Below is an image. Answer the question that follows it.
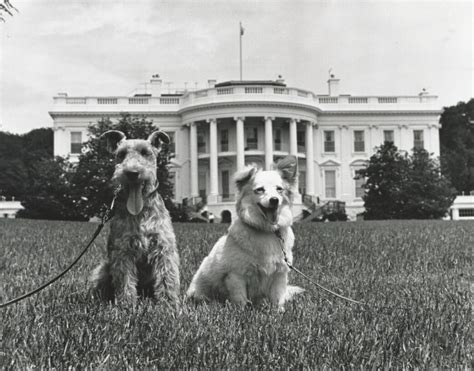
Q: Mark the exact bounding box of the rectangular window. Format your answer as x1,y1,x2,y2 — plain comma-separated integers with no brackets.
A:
459,208,474,217
274,129,282,151
298,171,306,195
221,170,230,200
414,130,424,149
165,131,176,154
220,129,229,152
354,130,365,152
297,131,305,152
197,132,206,153
245,127,258,150
325,170,336,198
355,176,365,198
324,131,335,152
70,132,82,154
198,171,206,198
383,130,394,144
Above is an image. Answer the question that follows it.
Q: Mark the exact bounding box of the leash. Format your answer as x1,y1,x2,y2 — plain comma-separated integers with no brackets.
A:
274,229,368,307
0,188,120,309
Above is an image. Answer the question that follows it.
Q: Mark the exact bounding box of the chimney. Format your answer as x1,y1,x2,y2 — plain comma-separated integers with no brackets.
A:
418,88,429,102
150,74,162,96
208,79,217,88
327,74,340,96
276,75,285,84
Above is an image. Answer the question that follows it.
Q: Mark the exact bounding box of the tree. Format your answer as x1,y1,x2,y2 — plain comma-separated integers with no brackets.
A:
357,142,411,220
70,113,179,220
358,142,456,220
17,157,85,220
0,0,18,22
403,148,457,219
0,128,54,200
439,99,474,195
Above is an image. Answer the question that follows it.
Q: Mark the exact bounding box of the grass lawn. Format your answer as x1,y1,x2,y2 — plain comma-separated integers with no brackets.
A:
0,219,472,368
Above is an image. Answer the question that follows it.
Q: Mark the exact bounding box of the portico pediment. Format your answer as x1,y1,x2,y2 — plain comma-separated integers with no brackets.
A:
319,159,341,167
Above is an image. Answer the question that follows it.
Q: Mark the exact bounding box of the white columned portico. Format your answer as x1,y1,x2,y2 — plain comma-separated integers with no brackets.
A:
305,120,315,196
208,118,218,203
264,116,274,170
189,122,199,198
289,118,298,156
235,116,245,170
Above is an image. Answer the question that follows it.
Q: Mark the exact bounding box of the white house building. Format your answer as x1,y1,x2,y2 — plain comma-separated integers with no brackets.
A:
49,75,441,220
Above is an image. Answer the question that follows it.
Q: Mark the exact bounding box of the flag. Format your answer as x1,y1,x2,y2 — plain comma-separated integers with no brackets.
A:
240,23,245,36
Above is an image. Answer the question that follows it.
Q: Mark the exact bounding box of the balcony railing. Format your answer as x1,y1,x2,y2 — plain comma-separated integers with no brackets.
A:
160,97,180,104
129,97,149,104
217,87,234,95
53,84,439,114
66,98,86,104
274,87,289,94
319,97,338,104
245,87,263,94
378,97,398,104
349,97,368,104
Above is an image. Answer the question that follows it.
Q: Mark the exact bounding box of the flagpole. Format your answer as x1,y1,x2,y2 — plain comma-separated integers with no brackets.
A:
239,22,243,81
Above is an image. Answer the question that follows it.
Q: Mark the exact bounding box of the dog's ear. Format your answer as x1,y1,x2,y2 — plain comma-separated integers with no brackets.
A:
275,155,298,185
101,130,126,153
148,130,170,153
234,165,257,191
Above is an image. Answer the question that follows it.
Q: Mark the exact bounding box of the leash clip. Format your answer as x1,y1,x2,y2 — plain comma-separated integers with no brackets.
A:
101,186,121,224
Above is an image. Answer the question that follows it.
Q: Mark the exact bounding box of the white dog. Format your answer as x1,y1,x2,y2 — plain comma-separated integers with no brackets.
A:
186,155,304,310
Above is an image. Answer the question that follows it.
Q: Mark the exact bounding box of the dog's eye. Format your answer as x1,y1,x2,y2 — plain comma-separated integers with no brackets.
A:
116,150,127,162
276,186,284,193
141,148,151,157
254,187,265,194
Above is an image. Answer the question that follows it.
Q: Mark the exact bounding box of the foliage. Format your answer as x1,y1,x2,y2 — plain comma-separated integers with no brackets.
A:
16,157,85,221
439,99,474,195
357,142,411,219
0,128,54,200
403,148,457,219
70,113,181,220
358,142,456,220
0,220,471,368
0,0,17,22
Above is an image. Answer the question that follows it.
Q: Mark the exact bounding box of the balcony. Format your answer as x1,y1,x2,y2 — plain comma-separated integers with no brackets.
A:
51,83,440,118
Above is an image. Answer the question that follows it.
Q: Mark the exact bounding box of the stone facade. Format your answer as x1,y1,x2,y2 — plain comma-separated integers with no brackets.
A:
49,76,441,221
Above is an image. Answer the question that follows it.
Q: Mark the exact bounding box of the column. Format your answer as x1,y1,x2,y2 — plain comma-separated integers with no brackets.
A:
264,116,274,170
289,118,298,156
235,117,245,170
189,122,199,198
305,121,315,196
368,124,378,156
289,118,301,202
208,118,218,203
398,124,409,152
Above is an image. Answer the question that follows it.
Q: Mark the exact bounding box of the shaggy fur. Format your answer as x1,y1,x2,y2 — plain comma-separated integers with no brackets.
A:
90,130,180,306
187,155,304,310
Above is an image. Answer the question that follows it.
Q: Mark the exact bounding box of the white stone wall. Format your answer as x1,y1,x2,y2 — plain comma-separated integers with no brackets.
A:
49,84,441,220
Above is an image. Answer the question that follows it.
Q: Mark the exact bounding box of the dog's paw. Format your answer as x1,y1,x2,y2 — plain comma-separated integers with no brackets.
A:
285,285,305,301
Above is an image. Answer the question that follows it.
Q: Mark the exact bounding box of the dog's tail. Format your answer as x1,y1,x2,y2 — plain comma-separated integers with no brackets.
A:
285,285,305,301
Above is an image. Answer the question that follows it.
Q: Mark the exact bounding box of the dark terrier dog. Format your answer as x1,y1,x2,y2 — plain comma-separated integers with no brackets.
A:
90,130,180,305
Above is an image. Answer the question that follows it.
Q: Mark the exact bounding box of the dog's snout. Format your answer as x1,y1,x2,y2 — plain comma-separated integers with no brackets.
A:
125,170,140,181
269,197,279,207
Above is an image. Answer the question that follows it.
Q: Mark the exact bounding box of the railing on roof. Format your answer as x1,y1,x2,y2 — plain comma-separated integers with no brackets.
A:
53,85,438,112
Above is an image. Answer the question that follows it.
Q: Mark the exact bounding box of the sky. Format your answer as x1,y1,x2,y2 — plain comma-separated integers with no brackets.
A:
0,0,472,134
